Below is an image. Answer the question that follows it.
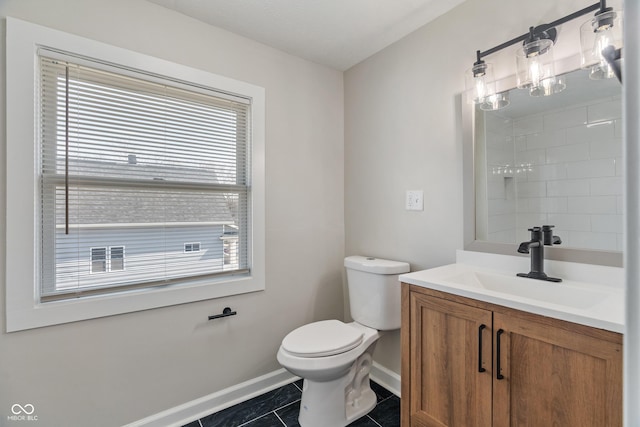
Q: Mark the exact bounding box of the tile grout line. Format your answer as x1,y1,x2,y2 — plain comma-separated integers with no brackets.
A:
272,398,300,427
368,415,383,427
273,411,288,426
234,397,302,427
236,412,274,427
277,399,301,412
378,394,394,404
368,393,400,427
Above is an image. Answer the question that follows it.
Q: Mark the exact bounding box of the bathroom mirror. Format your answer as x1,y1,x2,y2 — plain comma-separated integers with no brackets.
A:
463,56,623,266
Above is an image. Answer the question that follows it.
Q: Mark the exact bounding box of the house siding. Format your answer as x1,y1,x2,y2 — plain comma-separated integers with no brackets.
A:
53,224,234,290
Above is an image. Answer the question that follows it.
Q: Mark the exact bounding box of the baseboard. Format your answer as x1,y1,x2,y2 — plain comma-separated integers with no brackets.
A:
123,368,299,427
125,362,401,427
370,362,401,398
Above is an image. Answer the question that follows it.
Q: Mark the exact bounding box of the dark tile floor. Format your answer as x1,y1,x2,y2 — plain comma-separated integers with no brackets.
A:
183,379,400,427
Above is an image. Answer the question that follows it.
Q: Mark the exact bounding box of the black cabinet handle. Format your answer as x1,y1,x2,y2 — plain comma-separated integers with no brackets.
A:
496,328,505,380
478,324,487,373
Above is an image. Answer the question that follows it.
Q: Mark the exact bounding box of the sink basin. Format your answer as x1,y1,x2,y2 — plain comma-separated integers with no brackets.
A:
443,270,610,309
399,256,624,333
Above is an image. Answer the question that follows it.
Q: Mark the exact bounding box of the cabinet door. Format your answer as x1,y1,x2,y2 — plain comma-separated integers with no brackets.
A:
407,292,493,427
493,312,622,427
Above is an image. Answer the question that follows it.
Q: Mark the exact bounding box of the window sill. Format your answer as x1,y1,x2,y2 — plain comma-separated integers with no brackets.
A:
6,274,264,332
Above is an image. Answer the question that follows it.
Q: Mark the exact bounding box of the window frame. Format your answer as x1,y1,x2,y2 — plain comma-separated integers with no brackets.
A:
39,53,251,299
5,18,265,332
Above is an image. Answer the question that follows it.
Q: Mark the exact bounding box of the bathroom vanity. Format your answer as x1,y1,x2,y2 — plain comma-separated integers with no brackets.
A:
399,251,623,427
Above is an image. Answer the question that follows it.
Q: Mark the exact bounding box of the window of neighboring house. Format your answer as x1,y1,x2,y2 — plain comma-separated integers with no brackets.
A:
90,247,107,273
90,246,125,273
184,243,201,253
110,246,125,271
5,18,265,331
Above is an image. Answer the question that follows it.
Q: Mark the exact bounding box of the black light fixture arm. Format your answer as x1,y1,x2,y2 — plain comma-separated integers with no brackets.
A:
602,45,622,82
474,1,607,62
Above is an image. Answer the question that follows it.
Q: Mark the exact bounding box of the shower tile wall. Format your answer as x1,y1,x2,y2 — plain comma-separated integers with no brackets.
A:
485,96,623,251
485,112,518,244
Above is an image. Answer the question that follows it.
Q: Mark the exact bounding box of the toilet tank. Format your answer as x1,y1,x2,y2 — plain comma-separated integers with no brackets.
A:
344,256,410,331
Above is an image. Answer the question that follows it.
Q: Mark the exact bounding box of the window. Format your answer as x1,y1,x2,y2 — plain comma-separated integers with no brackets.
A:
6,18,265,331
110,246,125,271
39,52,253,301
90,248,107,273
184,243,201,253
90,247,126,273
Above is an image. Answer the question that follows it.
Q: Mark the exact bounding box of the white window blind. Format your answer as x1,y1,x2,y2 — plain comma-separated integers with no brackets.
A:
39,50,251,301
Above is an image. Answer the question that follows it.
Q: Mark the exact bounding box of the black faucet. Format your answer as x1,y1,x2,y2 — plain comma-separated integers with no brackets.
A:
517,225,562,282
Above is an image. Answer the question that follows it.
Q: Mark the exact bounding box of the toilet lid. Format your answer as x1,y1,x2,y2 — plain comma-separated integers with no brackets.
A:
282,320,364,357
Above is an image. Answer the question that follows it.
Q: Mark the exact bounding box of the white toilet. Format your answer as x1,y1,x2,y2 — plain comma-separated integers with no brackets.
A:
277,255,410,427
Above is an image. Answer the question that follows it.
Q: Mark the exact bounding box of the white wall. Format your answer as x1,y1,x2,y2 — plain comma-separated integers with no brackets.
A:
344,0,596,374
0,1,344,425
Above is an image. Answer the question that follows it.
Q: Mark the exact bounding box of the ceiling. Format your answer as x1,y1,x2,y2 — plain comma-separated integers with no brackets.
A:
147,0,466,71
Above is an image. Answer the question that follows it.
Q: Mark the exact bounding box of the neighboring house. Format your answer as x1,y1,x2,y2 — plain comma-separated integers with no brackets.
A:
49,159,240,291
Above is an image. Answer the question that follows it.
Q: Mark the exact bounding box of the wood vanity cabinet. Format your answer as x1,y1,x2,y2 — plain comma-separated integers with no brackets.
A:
400,283,622,427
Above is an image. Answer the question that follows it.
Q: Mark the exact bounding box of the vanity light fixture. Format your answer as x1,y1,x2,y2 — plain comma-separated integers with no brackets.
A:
466,0,623,111
465,51,510,110
515,27,566,97
580,2,623,81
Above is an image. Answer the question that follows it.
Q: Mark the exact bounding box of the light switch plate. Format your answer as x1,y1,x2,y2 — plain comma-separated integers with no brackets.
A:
406,190,424,211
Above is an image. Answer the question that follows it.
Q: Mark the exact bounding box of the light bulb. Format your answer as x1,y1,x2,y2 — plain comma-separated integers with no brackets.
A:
475,76,488,101
516,39,556,92
465,62,496,105
529,58,542,88
590,30,615,79
580,10,623,80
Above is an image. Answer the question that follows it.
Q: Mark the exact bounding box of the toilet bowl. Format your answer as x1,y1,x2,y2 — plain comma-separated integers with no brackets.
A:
277,321,380,427
277,256,409,427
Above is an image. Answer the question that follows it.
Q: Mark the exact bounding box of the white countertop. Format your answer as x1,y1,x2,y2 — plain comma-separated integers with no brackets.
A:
399,250,624,333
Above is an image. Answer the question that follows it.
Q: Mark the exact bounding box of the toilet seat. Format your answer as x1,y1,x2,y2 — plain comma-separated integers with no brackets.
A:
281,320,364,357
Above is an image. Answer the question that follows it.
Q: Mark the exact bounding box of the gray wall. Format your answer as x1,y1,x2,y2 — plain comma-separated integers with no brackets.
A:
2,0,625,424
0,1,344,425
344,0,594,374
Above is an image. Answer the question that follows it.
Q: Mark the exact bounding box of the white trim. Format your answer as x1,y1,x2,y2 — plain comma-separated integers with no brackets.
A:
123,369,298,427
370,362,401,398
5,17,266,332
624,1,640,423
